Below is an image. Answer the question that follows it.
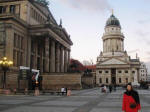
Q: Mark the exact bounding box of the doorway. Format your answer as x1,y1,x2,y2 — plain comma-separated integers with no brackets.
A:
111,68,116,84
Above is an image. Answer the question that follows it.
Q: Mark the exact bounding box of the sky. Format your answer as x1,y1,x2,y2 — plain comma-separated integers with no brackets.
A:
48,0,150,69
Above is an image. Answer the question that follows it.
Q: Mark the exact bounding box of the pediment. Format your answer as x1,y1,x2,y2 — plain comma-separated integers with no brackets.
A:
100,58,127,65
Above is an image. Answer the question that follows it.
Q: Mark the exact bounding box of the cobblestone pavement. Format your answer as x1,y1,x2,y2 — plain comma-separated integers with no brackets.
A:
0,88,150,112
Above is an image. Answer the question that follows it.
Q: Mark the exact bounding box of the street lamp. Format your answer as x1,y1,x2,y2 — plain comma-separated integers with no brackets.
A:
0,57,13,89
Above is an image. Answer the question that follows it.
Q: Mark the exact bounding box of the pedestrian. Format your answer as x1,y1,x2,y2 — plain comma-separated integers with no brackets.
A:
109,85,112,93
61,87,65,95
122,83,141,112
103,85,107,93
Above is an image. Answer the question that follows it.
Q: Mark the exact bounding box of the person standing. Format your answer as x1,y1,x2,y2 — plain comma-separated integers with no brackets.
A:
122,83,141,112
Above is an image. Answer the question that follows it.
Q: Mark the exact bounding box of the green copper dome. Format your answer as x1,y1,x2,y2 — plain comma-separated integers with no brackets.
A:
106,14,121,28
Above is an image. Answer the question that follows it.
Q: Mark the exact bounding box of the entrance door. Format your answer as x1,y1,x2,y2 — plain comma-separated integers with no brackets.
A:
111,68,116,84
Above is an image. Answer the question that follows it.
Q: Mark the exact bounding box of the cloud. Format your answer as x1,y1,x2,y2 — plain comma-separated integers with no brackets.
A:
135,30,150,45
56,0,111,13
138,18,150,24
128,49,140,54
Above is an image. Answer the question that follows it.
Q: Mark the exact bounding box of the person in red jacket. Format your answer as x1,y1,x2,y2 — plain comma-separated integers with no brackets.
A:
122,83,141,112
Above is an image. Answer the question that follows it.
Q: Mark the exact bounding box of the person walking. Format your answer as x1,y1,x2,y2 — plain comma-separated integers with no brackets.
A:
109,84,112,93
122,83,141,112
103,85,107,93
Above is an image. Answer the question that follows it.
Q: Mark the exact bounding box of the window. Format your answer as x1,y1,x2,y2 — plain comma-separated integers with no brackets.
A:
0,6,6,14
132,71,135,73
99,78,102,83
118,71,122,73
10,5,16,14
106,78,108,83
126,78,128,83
99,71,102,73
105,71,109,73
125,70,128,73
119,78,121,83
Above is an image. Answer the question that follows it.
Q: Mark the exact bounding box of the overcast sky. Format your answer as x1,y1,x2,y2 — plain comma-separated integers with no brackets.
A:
49,0,150,67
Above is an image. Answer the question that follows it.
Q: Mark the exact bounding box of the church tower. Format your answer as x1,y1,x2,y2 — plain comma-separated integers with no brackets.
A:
102,14,125,56
96,13,141,86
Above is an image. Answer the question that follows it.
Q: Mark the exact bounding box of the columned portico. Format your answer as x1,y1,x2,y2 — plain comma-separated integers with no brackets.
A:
0,0,73,90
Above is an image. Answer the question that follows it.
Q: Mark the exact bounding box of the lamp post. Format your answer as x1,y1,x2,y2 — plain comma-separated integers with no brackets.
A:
0,57,13,89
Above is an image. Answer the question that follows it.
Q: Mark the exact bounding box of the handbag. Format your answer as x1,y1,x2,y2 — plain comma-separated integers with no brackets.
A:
130,102,137,109
127,97,137,109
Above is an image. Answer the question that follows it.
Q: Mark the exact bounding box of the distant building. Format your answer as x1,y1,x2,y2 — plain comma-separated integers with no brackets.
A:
139,62,148,82
96,13,141,86
147,74,150,82
85,65,96,72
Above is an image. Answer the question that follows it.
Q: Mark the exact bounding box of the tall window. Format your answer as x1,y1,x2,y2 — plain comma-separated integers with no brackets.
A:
13,33,24,67
99,78,102,83
106,78,108,83
126,78,128,83
10,5,16,14
119,78,122,83
0,6,6,14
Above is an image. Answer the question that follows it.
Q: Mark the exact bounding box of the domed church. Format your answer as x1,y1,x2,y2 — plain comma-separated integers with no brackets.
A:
96,13,141,86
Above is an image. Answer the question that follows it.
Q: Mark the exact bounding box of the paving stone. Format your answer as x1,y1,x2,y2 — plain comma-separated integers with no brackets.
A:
0,100,32,105
32,101,87,107
1,106,76,112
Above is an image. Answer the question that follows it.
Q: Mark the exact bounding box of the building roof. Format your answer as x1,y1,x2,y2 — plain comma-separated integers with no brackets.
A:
106,14,121,28
130,59,140,62
85,65,96,70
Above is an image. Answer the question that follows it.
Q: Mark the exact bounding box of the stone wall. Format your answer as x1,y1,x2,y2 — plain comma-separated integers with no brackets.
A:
42,73,82,90
82,77,94,85
0,68,18,89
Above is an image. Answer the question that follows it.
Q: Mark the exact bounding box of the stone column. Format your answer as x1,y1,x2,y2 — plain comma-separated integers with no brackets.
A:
44,37,50,72
39,43,43,72
49,39,51,72
67,50,70,70
50,40,55,72
64,48,68,72
55,43,60,72
60,46,64,73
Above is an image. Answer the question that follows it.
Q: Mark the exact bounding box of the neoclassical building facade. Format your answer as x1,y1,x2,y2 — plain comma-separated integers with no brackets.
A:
96,14,141,86
0,0,73,89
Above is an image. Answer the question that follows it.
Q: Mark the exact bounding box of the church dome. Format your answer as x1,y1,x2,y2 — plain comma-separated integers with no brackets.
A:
106,14,121,28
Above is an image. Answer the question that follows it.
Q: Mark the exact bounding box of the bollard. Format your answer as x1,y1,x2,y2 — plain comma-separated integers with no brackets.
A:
5,89,10,95
13,88,17,95
24,88,28,95
67,90,71,96
34,87,39,96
